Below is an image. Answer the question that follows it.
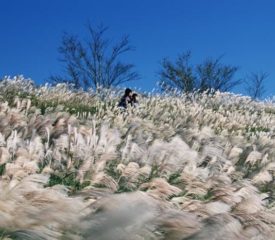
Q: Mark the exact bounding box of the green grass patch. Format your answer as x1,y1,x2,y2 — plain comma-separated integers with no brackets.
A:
47,172,90,193
0,163,6,176
188,190,213,201
116,179,133,193
105,160,121,181
168,171,182,185
245,126,270,133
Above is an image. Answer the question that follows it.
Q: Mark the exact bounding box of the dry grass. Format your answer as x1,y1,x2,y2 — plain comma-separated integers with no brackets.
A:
0,76,275,239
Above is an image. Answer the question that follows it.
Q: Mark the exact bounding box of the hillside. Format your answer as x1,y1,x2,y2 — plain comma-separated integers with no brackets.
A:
1,76,275,239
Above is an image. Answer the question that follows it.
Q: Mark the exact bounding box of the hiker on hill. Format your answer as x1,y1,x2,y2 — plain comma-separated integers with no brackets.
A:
131,93,139,107
118,88,133,109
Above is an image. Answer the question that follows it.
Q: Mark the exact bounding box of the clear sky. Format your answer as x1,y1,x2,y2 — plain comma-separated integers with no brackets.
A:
0,0,274,96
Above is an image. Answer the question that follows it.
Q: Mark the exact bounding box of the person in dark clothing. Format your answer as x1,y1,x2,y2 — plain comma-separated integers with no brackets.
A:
118,88,133,109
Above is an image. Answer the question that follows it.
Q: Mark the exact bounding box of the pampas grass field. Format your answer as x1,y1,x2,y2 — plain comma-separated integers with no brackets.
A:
1,76,275,239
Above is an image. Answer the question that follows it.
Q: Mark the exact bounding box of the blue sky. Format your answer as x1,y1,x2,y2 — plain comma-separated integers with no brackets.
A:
0,0,274,96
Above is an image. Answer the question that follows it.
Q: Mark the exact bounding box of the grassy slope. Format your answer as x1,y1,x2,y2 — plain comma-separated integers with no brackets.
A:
1,76,275,239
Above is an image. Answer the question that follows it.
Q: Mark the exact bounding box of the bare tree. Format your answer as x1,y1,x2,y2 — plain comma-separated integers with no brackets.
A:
159,52,240,93
50,24,139,90
196,57,240,92
245,72,268,100
159,51,195,93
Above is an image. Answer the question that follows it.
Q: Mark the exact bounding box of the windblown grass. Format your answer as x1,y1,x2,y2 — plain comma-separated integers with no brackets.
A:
1,76,275,239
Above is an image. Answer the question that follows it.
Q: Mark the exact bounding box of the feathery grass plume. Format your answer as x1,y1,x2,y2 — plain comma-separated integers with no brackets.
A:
74,124,121,182
0,146,10,165
146,136,198,176
139,164,152,179
140,178,182,200
245,149,262,166
204,201,231,216
119,161,141,189
154,209,200,239
252,170,273,184
210,184,240,205
182,162,210,182
0,174,89,239
233,182,266,215
183,179,210,197
228,146,243,164
92,172,118,191
184,214,243,240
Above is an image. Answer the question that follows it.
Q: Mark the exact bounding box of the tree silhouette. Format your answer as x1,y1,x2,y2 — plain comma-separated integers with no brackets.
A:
50,24,139,90
245,72,268,100
159,52,240,93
